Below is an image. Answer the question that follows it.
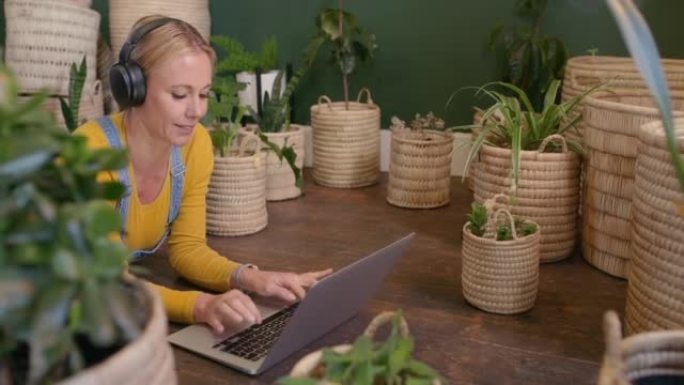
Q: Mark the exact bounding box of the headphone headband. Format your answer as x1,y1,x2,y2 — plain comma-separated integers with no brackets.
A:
118,17,176,65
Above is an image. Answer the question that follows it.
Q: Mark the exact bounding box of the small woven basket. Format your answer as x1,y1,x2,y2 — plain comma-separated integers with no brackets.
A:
474,135,580,262
461,197,541,315
624,118,684,335
206,133,268,237
108,0,210,57
4,0,100,96
262,126,305,201
310,88,380,188
387,129,454,209
597,311,684,385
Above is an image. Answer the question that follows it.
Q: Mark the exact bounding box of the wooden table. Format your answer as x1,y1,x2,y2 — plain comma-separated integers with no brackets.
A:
140,172,627,385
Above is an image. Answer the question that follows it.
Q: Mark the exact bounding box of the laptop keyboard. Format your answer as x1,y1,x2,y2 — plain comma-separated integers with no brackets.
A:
212,304,298,361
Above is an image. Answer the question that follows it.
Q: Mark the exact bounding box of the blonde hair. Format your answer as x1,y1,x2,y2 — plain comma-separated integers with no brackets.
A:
128,15,216,77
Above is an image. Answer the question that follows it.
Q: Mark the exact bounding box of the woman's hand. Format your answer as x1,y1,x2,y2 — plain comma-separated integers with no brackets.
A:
193,289,262,334
240,268,333,303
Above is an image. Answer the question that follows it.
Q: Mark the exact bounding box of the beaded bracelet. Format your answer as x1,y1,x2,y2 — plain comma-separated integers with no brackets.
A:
232,263,258,290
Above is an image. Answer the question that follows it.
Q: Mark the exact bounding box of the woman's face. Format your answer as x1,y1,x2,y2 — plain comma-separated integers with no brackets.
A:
138,49,212,146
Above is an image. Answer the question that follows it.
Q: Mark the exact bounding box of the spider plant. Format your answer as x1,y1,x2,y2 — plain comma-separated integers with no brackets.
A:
606,0,684,195
462,79,596,194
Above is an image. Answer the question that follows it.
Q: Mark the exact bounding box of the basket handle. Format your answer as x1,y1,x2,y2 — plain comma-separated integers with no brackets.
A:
597,311,629,385
363,311,410,340
238,132,261,156
569,68,603,90
356,87,374,104
484,208,518,240
538,134,568,153
318,95,333,109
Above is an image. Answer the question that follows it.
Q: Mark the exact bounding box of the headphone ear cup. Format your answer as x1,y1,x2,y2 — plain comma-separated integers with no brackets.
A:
126,62,147,107
110,62,134,109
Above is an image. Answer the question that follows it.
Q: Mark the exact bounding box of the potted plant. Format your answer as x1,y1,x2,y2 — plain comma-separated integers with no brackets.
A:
0,67,176,384
277,311,443,385
604,0,684,334
203,75,269,236
461,196,540,314
212,35,282,116
246,69,306,201
488,0,568,112
386,112,454,209
464,79,595,262
309,2,381,188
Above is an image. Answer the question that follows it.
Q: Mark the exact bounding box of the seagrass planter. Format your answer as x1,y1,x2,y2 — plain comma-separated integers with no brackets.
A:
473,135,580,262
206,135,268,237
462,207,540,315
624,118,684,335
387,129,454,209
4,0,100,96
467,109,484,191
310,88,380,188
597,311,684,385
58,282,177,385
562,55,684,144
108,0,210,56
263,126,305,201
581,91,684,279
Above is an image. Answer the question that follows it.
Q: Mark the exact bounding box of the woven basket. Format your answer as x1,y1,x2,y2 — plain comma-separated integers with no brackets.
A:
473,135,580,262
562,55,684,144
263,126,305,201
60,281,177,385
4,0,100,96
467,109,485,191
310,88,380,188
206,134,268,237
581,91,684,279
19,82,104,130
624,118,684,335
462,205,540,315
108,0,210,57
386,129,454,209
289,311,442,385
597,311,684,385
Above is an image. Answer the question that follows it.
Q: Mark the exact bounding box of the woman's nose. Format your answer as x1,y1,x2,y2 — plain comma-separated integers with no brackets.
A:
186,95,201,119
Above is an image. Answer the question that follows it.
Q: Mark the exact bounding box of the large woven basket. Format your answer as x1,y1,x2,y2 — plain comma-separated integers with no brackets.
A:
387,129,454,209
467,109,485,191
462,205,541,315
206,134,268,237
60,282,177,385
108,0,210,56
310,88,380,188
581,91,684,279
4,0,100,96
263,126,305,201
19,82,104,130
624,118,684,335
562,55,684,144
597,311,684,385
288,311,442,385
474,135,580,262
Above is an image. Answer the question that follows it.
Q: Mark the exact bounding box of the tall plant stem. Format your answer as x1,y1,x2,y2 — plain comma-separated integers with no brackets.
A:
338,0,350,109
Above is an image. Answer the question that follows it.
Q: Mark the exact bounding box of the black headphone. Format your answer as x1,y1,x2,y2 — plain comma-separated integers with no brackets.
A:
110,17,176,108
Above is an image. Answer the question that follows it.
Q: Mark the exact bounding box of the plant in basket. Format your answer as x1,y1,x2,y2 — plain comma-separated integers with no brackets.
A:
386,112,454,209
462,196,541,314
0,67,164,384
314,0,378,109
277,311,443,385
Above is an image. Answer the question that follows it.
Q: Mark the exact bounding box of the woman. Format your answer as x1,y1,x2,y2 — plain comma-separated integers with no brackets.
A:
75,15,331,334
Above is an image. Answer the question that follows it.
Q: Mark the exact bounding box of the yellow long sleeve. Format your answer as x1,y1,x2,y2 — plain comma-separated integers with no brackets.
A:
74,113,241,324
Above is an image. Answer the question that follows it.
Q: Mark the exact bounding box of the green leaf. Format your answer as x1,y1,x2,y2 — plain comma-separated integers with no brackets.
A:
52,249,80,281
106,282,142,341
80,278,116,345
82,200,121,241
276,378,318,385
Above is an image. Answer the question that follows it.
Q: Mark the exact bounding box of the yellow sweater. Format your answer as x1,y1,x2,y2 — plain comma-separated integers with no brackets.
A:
74,112,241,323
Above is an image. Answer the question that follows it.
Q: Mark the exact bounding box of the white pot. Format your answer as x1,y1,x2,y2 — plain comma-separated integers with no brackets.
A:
236,70,286,115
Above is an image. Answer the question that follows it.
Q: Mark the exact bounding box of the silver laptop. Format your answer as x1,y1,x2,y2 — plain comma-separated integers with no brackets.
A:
167,233,415,375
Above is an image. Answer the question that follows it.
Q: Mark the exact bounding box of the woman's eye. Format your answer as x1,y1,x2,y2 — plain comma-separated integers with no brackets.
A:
200,93,210,99
171,93,187,99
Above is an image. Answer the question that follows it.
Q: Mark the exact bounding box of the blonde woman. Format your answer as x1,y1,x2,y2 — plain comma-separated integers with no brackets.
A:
75,16,331,334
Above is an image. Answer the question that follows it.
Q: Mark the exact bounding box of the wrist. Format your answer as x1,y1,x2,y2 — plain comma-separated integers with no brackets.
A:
231,263,258,291
193,292,212,323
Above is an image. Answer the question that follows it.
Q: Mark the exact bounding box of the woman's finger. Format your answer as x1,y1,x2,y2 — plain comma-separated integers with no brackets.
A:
300,268,334,287
216,301,244,325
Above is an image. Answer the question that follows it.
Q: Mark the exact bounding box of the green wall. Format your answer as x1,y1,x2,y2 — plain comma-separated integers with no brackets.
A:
3,0,684,126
